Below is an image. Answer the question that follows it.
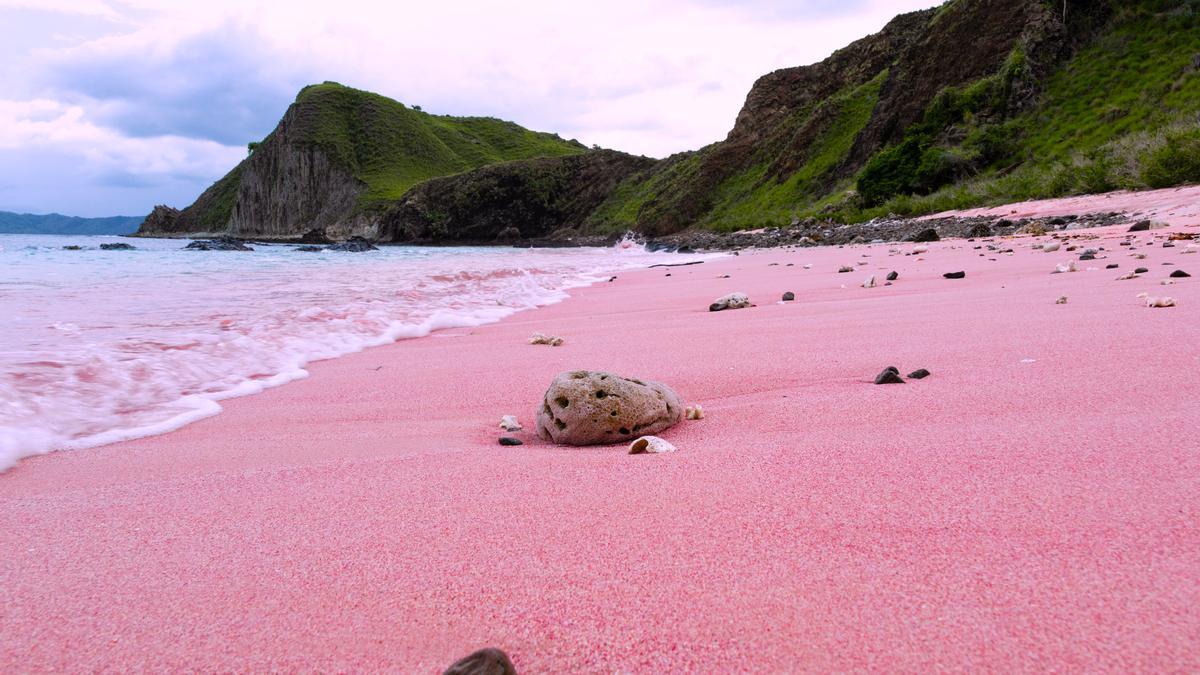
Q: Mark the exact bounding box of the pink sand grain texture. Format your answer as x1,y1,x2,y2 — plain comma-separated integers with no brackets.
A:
3,190,1200,672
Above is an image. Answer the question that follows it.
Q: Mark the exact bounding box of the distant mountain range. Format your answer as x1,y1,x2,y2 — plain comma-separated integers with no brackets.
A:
0,211,143,235
139,0,1200,243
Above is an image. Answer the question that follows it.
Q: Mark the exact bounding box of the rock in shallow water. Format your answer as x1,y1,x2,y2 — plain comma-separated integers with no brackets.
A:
99,242,136,250
536,371,682,445
184,237,253,251
443,648,517,675
327,236,378,252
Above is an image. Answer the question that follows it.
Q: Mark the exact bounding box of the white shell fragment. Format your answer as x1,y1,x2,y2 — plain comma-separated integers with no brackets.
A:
1055,261,1077,274
1043,242,1062,252
1137,293,1176,308
628,436,677,455
529,332,564,346
1116,272,1139,280
685,405,704,420
913,245,929,254
862,275,877,288
499,415,523,432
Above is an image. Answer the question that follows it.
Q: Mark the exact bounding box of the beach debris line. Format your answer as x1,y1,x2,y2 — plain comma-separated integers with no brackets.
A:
528,332,564,346
709,292,752,312
499,415,522,432
685,404,704,420
628,436,677,455
537,370,682,445
442,647,517,675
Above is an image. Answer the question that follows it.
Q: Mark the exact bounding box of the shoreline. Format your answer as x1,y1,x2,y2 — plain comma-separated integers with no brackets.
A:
3,189,1199,671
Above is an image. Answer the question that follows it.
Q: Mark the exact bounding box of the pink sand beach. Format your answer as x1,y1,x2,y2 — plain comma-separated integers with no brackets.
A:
3,190,1199,672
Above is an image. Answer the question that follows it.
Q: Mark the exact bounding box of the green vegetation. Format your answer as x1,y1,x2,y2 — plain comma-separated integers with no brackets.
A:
844,2,1200,219
192,163,245,231
282,82,585,213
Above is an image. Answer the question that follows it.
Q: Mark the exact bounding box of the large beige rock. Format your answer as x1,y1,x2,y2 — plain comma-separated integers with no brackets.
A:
536,371,683,446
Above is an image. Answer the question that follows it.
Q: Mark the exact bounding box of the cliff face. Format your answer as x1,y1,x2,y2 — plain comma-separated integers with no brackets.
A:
378,151,656,243
136,82,586,239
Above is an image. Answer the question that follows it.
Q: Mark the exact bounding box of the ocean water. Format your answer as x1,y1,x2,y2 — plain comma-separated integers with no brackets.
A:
0,233,701,471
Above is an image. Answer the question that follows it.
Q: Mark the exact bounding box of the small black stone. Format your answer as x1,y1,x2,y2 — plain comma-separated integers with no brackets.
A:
1170,270,1191,278
908,228,940,243
875,368,905,385
1135,267,1149,274
1079,254,1095,261
1163,242,1175,248
499,437,523,446
943,271,966,279
1106,264,1119,269
907,369,931,380
782,291,795,301
886,271,899,281
709,303,724,312
1128,220,1151,232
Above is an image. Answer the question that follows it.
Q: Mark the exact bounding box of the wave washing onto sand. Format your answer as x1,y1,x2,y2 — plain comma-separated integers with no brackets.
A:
0,234,702,471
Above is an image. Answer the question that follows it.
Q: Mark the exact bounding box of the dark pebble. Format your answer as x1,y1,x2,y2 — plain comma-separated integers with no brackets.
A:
499,437,523,446
1135,267,1149,274
443,648,517,675
1163,242,1175,248
782,291,795,301
886,271,899,281
1106,264,1119,269
874,368,905,385
1170,270,1191,278
1128,220,1151,232
943,271,966,279
907,369,931,380
1079,254,1095,261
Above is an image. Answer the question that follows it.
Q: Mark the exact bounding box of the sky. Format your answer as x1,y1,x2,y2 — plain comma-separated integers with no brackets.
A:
0,0,941,217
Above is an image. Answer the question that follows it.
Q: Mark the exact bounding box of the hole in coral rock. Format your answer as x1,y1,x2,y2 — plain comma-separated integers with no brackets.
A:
554,419,567,431
555,396,570,409
595,390,608,399
619,427,630,435
630,438,648,453
610,410,618,417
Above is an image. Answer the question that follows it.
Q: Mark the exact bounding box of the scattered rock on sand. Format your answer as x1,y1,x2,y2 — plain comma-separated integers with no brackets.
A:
529,332,564,346
498,437,523,446
1116,272,1139,280
1056,296,1068,304
709,292,751,312
862,275,876,288
1128,220,1151,232
838,266,854,273
908,228,940,243
943,271,966,279
886,271,899,281
499,415,522,432
443,648,517,675
875,367,905,385
685,405,704,420
628,436,677,455
1138,293,1176,308
1043,242,1061,253
1054,261,1077,274
913,245,930,254
537,371,683,445
1170,270,1191,278
781,291,795,302
907,368,931,380
1135,267,1149,274
1106,264,1119,269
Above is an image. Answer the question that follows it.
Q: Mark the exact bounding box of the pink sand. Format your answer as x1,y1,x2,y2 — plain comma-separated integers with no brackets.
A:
3,198,1200,671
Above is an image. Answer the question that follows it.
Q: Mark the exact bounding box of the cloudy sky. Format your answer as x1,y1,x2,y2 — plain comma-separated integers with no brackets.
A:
0,0,940,217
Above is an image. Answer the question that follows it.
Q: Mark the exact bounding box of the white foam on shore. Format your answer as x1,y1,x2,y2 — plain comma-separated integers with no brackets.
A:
0,235,709,472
